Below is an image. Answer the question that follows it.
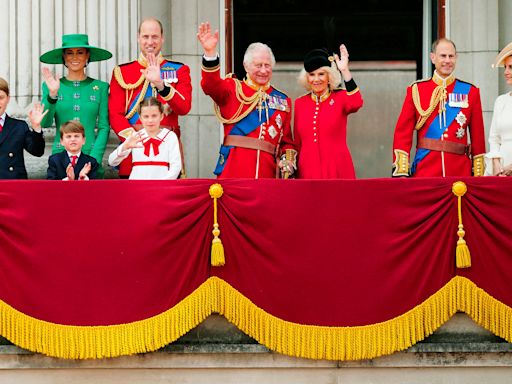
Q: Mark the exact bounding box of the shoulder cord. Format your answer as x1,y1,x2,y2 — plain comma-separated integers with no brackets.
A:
412,83,447,130
213,77,268,125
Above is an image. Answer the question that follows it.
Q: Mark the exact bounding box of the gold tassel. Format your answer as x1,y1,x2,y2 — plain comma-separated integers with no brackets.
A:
209,183,225,266
452,181,471,268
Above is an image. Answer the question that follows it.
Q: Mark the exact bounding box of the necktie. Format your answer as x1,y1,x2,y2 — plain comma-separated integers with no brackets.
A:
70,155,78,167
0,122,3,132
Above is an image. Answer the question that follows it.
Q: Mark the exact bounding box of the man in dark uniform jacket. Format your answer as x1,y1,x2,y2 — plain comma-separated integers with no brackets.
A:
0,77,45,179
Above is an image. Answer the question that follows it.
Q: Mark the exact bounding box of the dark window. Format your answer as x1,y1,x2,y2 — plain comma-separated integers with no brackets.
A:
233,0,424,78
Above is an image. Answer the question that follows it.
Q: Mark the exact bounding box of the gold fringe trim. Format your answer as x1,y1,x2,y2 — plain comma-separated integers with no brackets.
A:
212,276,458,360
0,280,216,359
2,276,512,360
213,276,512,360
457,276,512,342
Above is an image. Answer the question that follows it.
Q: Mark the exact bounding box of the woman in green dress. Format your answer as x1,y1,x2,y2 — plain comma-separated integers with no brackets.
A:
40,34,112,177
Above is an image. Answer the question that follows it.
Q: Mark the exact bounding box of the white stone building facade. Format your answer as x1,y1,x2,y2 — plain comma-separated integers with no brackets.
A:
2,0,512,178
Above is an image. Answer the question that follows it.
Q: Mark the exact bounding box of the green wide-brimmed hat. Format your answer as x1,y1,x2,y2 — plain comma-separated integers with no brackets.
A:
40,34,112,64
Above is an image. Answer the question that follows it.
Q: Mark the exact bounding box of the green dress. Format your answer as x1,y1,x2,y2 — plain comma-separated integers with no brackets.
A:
42,77,110,178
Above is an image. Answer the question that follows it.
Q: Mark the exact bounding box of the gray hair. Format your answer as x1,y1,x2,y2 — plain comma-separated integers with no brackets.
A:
243,42,276,67
431,38,457,53
297,65,342,92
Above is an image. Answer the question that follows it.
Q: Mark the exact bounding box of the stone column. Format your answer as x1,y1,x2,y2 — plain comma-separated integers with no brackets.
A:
447,0,499,136
1,0,140,114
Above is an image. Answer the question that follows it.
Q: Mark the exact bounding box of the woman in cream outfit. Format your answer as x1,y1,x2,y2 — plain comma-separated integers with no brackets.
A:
486,42,512,176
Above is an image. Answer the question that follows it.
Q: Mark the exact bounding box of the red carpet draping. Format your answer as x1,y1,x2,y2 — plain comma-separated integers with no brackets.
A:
0,177,511,359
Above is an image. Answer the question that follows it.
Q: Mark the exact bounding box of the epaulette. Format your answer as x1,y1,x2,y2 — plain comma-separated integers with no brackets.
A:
409,78,430,87
118,60,136,67
165,60,185,66
456,78,476,87
271,85,288,98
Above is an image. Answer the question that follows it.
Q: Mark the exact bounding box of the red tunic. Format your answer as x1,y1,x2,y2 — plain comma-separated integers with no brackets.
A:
201,63,293,179
393,76,486,177
108,56,192,177
294,88,363,179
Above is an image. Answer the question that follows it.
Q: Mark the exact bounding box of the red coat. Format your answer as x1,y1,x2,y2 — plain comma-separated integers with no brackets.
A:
109,56,192,176
201,61,293,179
294,87,363,179
393,76,485,177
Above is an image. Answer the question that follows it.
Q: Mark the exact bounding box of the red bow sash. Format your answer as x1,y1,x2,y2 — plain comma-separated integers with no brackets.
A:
143,138,162,157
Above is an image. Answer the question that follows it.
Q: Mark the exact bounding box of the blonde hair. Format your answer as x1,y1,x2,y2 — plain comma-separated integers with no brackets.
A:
297,64,342,92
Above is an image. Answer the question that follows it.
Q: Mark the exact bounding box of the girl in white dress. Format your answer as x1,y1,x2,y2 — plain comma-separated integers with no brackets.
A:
108,97,182,179
486,42,512,176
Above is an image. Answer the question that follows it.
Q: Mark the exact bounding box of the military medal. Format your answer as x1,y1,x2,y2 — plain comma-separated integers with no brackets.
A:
163,69,178,86
275,114,283,129
268,96,289,112
455,111,467,139
448,93,469,108
268,125,278,139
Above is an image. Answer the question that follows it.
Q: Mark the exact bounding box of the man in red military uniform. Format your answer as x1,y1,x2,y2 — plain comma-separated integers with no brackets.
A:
197,22,295,179
109,18,192,178
392,38,485,177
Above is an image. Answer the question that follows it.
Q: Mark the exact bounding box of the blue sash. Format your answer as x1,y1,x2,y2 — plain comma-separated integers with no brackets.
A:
127,63,183,125
411,80,470,174
214,88,287,176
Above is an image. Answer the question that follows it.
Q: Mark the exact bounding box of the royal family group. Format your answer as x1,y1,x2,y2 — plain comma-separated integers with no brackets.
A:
1,18,512,181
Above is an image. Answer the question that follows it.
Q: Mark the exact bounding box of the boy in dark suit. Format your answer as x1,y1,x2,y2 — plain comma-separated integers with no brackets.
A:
47,121,98,180
0,77,46,179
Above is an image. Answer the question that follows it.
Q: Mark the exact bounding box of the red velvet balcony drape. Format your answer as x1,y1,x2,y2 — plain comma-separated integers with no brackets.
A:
0,177,510,359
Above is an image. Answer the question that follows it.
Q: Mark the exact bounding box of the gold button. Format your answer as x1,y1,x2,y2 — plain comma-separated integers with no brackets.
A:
9,167,14,171
444,134,448,138
8,152,14,158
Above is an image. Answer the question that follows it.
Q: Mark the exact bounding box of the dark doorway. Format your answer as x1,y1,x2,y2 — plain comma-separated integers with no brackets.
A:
232,0,426,79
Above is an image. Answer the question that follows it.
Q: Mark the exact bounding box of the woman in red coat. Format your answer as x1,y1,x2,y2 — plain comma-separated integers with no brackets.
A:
294,45,363,179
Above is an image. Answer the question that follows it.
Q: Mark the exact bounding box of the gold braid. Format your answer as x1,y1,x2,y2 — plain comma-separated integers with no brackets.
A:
113,66,146,90
213,77,268,125
412,83,447,130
